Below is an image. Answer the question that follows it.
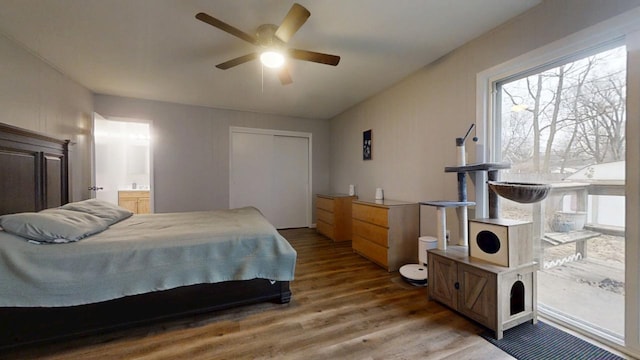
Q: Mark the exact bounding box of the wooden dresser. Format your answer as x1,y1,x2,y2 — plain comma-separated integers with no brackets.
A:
351,199,419,271
316,194,357,241
118,190,150,214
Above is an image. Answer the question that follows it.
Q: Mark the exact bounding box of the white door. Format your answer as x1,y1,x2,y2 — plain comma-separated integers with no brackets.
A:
230,128,310,229
93,115,152,210
230,131,274,218
272,135,309,228
93,114,120,204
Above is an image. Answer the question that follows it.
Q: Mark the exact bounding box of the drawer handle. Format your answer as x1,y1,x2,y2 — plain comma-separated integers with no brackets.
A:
454,282,460,290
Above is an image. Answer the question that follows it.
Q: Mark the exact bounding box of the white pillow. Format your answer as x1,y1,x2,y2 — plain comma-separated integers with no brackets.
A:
60,198,133,225
0,209,109,244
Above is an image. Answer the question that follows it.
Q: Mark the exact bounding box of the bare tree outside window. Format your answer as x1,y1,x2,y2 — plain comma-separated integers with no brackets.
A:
499,46,626,177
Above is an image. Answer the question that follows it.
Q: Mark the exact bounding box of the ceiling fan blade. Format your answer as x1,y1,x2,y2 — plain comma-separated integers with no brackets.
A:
196,12,258,45
274,3,310,43
216,53,259,70
278,66,293,85
288,49,340,66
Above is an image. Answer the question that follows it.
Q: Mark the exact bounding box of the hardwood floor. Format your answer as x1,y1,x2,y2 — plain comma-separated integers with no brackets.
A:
3,228,514,360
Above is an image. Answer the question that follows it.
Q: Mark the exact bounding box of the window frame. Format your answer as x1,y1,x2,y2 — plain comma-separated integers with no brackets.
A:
475,7,640,357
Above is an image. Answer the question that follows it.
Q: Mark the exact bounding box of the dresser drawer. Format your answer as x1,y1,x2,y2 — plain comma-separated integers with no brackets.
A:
316,220,334,239
353,235,388,268
316,194,356,242
316,196,335,212
352,203,388,227
316,208,334,225
352,219,388,247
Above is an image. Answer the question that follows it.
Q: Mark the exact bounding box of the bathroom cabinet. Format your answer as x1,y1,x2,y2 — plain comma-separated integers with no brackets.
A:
351,199,419,271
118,190,150,214
428,246,537,339
316,194,357,241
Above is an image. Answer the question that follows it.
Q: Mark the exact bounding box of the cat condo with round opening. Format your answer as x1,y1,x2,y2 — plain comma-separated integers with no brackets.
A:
424,127,550,339
468,181,549,267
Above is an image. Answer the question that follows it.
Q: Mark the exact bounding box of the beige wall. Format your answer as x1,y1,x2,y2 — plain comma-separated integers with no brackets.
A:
94,94,331,214
0,33,94,202
329,0,640,239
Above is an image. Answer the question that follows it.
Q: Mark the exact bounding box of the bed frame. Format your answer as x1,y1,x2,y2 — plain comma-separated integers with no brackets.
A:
0,122,292,349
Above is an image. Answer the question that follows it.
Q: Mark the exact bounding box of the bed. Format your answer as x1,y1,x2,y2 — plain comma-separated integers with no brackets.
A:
0,122,296,349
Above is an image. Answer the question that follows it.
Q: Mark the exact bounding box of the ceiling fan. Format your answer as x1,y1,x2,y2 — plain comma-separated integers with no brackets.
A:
196,3,340,85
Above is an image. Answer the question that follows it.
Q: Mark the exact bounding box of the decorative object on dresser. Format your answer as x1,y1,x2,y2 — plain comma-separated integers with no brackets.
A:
118,190,151,214
351,199,419,271
375,187,384,200
316,194,357,241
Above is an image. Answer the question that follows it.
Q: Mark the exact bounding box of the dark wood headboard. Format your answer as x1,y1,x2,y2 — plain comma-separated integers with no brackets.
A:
0,122,69,215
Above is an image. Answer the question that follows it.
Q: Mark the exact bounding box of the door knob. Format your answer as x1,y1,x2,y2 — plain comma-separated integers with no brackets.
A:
88,186,104,191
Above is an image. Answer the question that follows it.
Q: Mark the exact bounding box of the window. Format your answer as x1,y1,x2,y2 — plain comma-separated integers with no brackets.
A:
492,44,626,341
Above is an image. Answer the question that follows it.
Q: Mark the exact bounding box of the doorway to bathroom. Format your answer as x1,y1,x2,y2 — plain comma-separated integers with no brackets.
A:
93,114,153,214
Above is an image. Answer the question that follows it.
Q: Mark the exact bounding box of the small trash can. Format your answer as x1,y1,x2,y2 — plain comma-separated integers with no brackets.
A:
419,236,438,266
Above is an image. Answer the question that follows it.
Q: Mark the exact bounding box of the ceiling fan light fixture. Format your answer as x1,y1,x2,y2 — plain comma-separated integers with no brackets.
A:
260,51,285,69
196,3,340,85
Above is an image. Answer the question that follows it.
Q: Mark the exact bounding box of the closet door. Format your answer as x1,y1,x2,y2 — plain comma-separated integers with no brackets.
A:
230,131,274,220
272,135,309,228
230,129,310,229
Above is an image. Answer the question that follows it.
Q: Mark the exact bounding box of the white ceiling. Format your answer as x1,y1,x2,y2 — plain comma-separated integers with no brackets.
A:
0,0,541,119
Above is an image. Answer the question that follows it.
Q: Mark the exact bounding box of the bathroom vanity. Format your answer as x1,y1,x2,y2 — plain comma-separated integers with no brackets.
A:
118,190,150,214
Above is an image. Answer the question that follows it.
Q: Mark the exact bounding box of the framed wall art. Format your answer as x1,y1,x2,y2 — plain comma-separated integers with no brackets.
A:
363,129,372,160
